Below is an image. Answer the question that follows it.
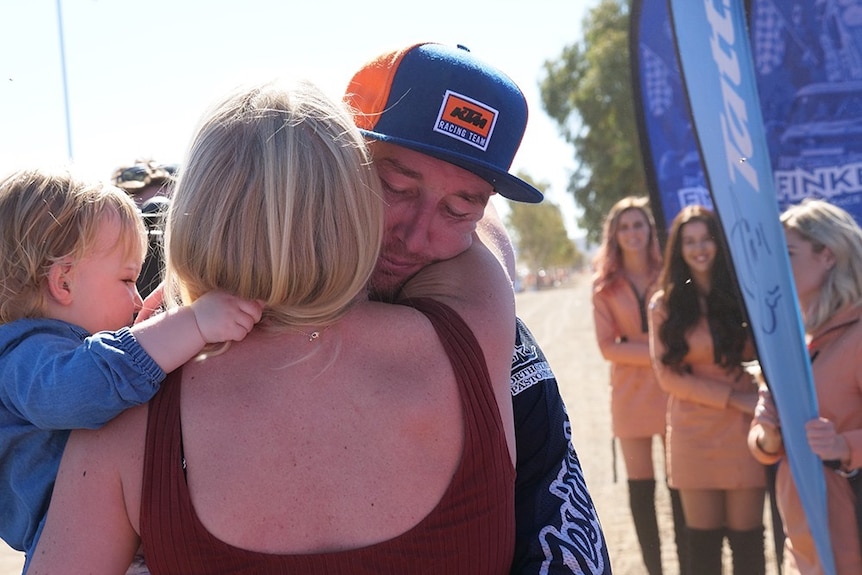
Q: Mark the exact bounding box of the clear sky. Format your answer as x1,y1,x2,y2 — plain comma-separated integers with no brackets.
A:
1,0,593,236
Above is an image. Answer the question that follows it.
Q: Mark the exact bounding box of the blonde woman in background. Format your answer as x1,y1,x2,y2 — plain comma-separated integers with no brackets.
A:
750,199,862,574
592,196,684,575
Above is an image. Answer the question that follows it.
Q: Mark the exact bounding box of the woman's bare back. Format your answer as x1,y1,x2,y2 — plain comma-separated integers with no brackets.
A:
149,302,465,554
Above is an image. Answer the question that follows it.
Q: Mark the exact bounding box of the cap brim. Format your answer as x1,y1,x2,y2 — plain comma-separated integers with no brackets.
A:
362,130,544,204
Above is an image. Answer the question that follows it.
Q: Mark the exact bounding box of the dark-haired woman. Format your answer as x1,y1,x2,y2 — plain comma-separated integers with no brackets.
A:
648,205,765,575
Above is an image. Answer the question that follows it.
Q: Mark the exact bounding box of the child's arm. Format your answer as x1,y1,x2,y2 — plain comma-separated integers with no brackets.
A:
131,291,263,374
3,293,262,430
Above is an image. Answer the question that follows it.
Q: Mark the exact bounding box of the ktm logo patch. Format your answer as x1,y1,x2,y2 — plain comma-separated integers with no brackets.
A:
433,90,498,151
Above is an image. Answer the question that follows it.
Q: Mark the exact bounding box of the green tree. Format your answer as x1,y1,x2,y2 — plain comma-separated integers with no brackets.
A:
539,0,647,244
504,174,582,277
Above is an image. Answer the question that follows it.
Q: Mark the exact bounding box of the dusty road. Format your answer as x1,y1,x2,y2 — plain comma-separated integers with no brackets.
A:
512,275,779,574
515,274,689,575
0,273,780,574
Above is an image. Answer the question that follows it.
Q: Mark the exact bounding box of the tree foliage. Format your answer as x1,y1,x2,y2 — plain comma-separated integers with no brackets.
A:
504,173,582,275
539,0,648,244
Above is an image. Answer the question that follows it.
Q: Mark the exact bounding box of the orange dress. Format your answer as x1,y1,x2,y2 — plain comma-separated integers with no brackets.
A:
751,304,862,575
593,277,667,439
649,291,765,490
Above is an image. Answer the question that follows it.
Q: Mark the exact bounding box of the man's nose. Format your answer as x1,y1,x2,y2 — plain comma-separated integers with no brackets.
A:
397,207,435,254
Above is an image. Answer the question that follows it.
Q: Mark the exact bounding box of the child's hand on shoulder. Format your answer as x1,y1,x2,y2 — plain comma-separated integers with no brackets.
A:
191,291,264,343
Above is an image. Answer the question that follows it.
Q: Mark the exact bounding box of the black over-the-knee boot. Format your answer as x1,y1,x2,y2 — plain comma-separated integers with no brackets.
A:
668,486,689,575
628,479,663,575
727,527,766,575
687,527,724,575
766,462,785,575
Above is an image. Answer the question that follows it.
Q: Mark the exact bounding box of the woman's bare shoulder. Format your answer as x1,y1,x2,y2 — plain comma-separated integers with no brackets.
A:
69,403,149,454
349,301,443,354
54,403,149,534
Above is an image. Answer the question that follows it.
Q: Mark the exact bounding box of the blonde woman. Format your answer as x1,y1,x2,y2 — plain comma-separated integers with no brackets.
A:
750,199,862,574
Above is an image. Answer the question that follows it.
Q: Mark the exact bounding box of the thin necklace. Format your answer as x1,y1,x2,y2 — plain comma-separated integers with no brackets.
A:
301,329,320,342
289,325,327,342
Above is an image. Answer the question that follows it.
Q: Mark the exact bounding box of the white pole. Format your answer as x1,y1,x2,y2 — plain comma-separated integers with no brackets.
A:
56,0,73,161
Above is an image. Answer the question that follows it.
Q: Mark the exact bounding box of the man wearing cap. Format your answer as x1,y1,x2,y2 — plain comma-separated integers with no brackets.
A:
111,159,177,208
111,159,177,299
345,43,612,575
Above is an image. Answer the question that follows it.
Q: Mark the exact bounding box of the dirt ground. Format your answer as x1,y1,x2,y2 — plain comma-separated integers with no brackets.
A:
0,273,782,574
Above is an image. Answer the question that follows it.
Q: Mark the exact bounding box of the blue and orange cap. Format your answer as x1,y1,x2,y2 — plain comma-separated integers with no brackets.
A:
345,42,543,204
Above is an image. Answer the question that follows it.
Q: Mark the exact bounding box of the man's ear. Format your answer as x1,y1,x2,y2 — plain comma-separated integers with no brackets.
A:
46,260,74,305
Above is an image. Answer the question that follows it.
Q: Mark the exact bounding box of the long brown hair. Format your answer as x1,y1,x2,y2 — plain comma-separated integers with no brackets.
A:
656,205,748,372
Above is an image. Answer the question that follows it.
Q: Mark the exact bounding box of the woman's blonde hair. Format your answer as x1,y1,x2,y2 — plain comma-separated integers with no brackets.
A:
0,167,146,323
164,79,384,329
781,198,862,333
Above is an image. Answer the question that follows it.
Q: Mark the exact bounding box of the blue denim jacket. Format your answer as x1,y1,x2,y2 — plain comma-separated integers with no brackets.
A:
0,317,164,560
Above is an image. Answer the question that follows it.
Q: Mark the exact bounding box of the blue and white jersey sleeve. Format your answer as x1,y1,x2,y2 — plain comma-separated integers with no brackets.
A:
510,318,612,575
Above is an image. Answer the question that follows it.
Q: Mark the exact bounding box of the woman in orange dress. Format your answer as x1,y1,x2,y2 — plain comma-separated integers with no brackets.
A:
649,205,765,575
749,199,862,574
592,197,683,575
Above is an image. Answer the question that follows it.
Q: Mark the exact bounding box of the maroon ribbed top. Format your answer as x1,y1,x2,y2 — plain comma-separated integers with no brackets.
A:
140,297,515,574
